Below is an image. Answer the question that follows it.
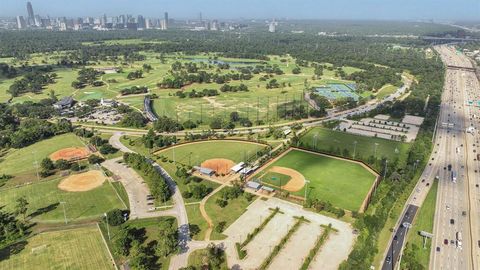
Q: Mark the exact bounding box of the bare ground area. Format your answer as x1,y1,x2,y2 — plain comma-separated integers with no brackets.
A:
201,158,235,175
268,166,305,192
57,170,106,192
50,147,90,161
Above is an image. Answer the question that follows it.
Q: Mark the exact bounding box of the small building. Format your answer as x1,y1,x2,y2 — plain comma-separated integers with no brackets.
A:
100,98,117,107
246,181,261,191
193,166,215,176
54,96,74,110
261,186,275,194
231,162,245,173
240,166,259,176
283,129,292,136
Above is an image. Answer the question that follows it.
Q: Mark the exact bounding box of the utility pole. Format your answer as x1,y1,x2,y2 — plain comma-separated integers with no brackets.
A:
304,180,310,201
353,141,358,159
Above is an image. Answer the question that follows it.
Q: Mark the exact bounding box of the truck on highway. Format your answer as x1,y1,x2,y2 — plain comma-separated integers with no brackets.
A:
451,171,457,182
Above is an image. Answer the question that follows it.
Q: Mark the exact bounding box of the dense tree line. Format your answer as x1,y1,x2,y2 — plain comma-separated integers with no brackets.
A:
141,129,176,149
120,86,148,96
175,88,219,99
8,71,57,97
123,152,171,202
346,66,402,92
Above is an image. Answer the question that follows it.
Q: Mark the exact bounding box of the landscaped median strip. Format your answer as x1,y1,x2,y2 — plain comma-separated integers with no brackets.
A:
258,216,309,270
300,223,336,270
235,207,282,259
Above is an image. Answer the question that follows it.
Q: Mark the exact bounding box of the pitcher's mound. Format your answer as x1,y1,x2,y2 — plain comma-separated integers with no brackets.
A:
50,147,90,162
201,158,235,175
58,170,106,192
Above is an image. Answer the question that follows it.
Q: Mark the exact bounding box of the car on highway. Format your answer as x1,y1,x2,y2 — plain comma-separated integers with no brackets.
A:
386,256,391,264
444,239,449,245
450,219,454,224
436,246,441,252
394,235,398,241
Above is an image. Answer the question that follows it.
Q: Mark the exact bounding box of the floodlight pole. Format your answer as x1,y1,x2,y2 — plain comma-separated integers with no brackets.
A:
104,212,111,240
353,141,358,159
60,201,67,224
374,143,379,158
304,180,310,201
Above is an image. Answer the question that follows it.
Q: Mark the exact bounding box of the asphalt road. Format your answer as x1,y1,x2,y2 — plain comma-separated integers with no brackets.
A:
382,204,418,270
380,45,479,270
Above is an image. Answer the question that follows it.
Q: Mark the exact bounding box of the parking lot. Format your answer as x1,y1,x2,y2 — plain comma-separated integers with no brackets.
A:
223,198,355,270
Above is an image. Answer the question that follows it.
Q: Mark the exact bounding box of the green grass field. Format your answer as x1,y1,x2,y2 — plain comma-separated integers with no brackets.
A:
185,204,209,241
300,127,411,162
0,133,86,185
259,149,377,211
0,226,114,270
156,140,268,166
0,176,125,223
404,180,438,267
259,172,292,187
204,191,255,240
375,84,398,100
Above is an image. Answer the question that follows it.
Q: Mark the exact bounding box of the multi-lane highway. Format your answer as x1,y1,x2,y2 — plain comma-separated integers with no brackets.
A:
381,45,479,270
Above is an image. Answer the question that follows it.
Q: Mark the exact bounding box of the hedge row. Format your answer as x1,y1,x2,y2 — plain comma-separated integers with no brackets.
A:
300,223,333,270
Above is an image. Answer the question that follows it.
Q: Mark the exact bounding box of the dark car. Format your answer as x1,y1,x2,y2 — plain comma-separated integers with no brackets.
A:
436,247,441,252
394,235,398,241
386,256,391,263
450,219,455,224
444,239,449,245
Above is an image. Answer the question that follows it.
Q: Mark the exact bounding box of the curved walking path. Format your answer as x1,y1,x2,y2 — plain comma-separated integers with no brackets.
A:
199,184,228,241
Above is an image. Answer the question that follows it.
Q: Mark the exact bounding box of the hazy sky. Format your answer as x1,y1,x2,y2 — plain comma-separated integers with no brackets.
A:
2,0,479,21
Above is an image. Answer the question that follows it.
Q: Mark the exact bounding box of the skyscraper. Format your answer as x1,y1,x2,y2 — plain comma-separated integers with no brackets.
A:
17,16,27,29
26,2,35,26
137,15,146,29
164,12,169,29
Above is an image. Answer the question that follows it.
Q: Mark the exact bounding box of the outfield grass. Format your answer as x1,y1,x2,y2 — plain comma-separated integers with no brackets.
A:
300,127,411,162
0,133,86,184
205,190,256,240
260,149,377,211
0,226,114,270
404,180,438,267
156,140,268,166
0,176,125,223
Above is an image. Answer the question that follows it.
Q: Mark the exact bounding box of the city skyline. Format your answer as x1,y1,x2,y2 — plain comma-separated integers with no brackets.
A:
1,0,479,21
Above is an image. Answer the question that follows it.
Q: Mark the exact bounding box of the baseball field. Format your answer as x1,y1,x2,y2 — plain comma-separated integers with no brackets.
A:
0,172,125,223
256,149,377,211
156,140,268,168
300,127,411,162
0,226,114,270
0,133,86,185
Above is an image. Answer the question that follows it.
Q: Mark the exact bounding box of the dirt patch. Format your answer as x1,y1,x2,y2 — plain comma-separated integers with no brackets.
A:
50,147,90,162
201,158,235,175
58,170,106,192
268,166,305,192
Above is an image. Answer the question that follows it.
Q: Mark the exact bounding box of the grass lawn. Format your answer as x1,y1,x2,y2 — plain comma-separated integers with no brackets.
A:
204,190,256,240
0,133,86,184
0,226,114,270
260,149,377,211
0,176,125,223
376,84,398,100
188,248,228,269
155,140,268,167
300,127,410,163
404,180,438,267
185,204,208,241
99,216,176,270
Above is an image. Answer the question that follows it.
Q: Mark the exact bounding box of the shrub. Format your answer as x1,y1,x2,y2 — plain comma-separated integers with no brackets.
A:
88,155,105,164
105,209,126,226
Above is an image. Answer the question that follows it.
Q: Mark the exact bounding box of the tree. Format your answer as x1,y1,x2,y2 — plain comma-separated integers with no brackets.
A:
15,196,29,220
41,157,55,171
55,159,71,170
120,112,147,128
189,224,201,237
105,209,126,226
156,219,178,257
209,117,223,129
113,227,132,256
88,155,105,164
230,111,240,122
